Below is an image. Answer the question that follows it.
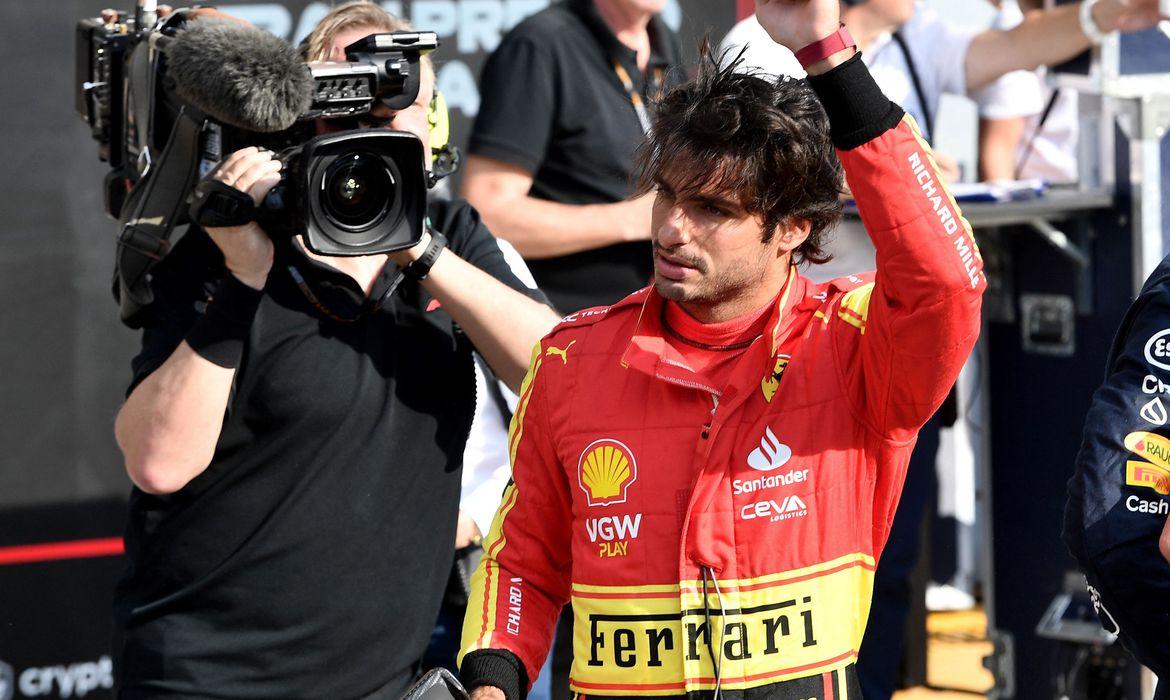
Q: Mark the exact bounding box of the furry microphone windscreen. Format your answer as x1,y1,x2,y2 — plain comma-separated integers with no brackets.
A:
165,19,313,132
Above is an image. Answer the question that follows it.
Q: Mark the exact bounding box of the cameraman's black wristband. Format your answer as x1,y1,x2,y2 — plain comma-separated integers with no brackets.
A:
403,230,448,282
186,274,264,368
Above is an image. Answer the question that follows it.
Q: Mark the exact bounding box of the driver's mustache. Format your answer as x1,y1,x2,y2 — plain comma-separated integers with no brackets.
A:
654,244,704,270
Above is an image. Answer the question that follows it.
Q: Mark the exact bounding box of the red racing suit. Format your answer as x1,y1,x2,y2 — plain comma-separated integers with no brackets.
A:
459,56,985,700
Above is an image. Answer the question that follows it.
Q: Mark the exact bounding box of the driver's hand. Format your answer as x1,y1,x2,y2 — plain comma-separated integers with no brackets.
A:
469,686,505,700
755,0,841,54
204,147,282,290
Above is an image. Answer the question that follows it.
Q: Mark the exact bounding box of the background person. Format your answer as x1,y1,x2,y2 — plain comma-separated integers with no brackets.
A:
111,3,559,697
977,0,1080,183
1064,255,1170,700
461,0,684,314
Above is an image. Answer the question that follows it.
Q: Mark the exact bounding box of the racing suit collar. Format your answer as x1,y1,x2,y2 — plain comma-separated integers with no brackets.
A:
620,267,805,394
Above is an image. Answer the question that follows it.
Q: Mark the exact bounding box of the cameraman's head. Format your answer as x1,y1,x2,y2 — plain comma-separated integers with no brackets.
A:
304,1,436,168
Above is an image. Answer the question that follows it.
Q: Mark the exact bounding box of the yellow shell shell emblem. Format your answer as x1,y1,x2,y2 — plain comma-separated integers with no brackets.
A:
578,439,638,507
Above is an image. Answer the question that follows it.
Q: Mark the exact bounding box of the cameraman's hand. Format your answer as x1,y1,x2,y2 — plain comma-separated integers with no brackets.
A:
205,147,282,290
387,229,432,269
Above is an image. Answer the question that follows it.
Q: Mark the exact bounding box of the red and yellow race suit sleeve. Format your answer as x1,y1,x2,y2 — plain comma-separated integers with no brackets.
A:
458,341,573,699
808,54,985,541
813,55,985,440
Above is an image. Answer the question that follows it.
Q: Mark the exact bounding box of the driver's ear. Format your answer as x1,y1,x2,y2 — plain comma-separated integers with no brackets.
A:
773,218,811,256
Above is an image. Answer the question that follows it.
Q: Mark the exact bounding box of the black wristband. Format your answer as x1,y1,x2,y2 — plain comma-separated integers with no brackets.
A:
403,230,448,281
459,649,528,700
806,52,905,151
185,274,264,368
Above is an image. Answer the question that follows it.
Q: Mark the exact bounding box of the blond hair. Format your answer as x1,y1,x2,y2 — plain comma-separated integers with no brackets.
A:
303,1,434,82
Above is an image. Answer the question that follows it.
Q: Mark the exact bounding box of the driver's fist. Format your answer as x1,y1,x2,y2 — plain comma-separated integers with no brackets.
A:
755,0,841,54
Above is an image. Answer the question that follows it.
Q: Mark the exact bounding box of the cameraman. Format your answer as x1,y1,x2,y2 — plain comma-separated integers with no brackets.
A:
110,3,559,698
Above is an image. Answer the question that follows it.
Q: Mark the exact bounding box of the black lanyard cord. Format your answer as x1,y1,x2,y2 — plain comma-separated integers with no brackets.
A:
286,264,405,324
613,62,664,135
891,31,934,144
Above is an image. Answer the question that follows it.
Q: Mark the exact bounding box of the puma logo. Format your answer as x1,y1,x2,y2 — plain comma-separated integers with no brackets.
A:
545,340,576,364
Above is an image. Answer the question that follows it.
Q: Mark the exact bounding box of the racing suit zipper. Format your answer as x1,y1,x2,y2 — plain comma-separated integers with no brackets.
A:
701,395,718,439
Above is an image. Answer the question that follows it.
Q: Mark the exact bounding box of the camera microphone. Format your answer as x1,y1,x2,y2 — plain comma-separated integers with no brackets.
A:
163,19,313,132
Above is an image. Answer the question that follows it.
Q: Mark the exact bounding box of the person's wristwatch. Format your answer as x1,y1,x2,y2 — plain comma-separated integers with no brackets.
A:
402,230,448,281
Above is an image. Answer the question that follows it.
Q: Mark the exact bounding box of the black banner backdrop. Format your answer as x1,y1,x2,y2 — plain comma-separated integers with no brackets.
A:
0,3,733,699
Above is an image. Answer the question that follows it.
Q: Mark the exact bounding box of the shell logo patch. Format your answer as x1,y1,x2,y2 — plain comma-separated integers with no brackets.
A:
578,439,637,507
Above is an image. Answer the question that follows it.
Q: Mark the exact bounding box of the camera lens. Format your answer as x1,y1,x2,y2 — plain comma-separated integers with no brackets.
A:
320,152,395,231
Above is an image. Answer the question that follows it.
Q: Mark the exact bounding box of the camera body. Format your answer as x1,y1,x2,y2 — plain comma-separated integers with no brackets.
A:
75,13,140,218
75,6,439,264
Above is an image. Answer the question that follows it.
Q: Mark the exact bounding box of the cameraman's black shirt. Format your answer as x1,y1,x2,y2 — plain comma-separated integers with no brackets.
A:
113,199,544,700
470,0,682,313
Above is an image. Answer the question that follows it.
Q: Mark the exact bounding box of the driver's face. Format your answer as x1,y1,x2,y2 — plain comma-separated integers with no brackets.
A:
317,24,435,169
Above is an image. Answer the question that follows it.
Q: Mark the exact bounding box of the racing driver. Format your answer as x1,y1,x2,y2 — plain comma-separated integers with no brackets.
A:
458,1,985,698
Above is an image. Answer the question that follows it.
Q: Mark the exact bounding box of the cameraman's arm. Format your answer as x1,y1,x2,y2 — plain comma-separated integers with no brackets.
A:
115,342,239,495
462,156,652,259
394,234,559,392
115,148,281,495
462,33,651,259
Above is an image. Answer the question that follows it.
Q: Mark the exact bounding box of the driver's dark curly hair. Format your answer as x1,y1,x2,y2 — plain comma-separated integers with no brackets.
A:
635,42,843,265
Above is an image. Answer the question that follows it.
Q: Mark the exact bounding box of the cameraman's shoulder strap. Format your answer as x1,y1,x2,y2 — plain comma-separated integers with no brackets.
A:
115,107,205,327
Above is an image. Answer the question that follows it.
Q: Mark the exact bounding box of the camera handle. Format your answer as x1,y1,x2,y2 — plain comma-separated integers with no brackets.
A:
188,179,261,229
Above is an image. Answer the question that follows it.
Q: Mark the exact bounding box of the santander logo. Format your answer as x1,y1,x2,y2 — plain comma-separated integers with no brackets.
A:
747,426,792,472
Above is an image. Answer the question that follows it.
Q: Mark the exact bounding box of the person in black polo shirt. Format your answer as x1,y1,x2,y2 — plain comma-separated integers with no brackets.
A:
110,4,560,698
461,0,683,314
